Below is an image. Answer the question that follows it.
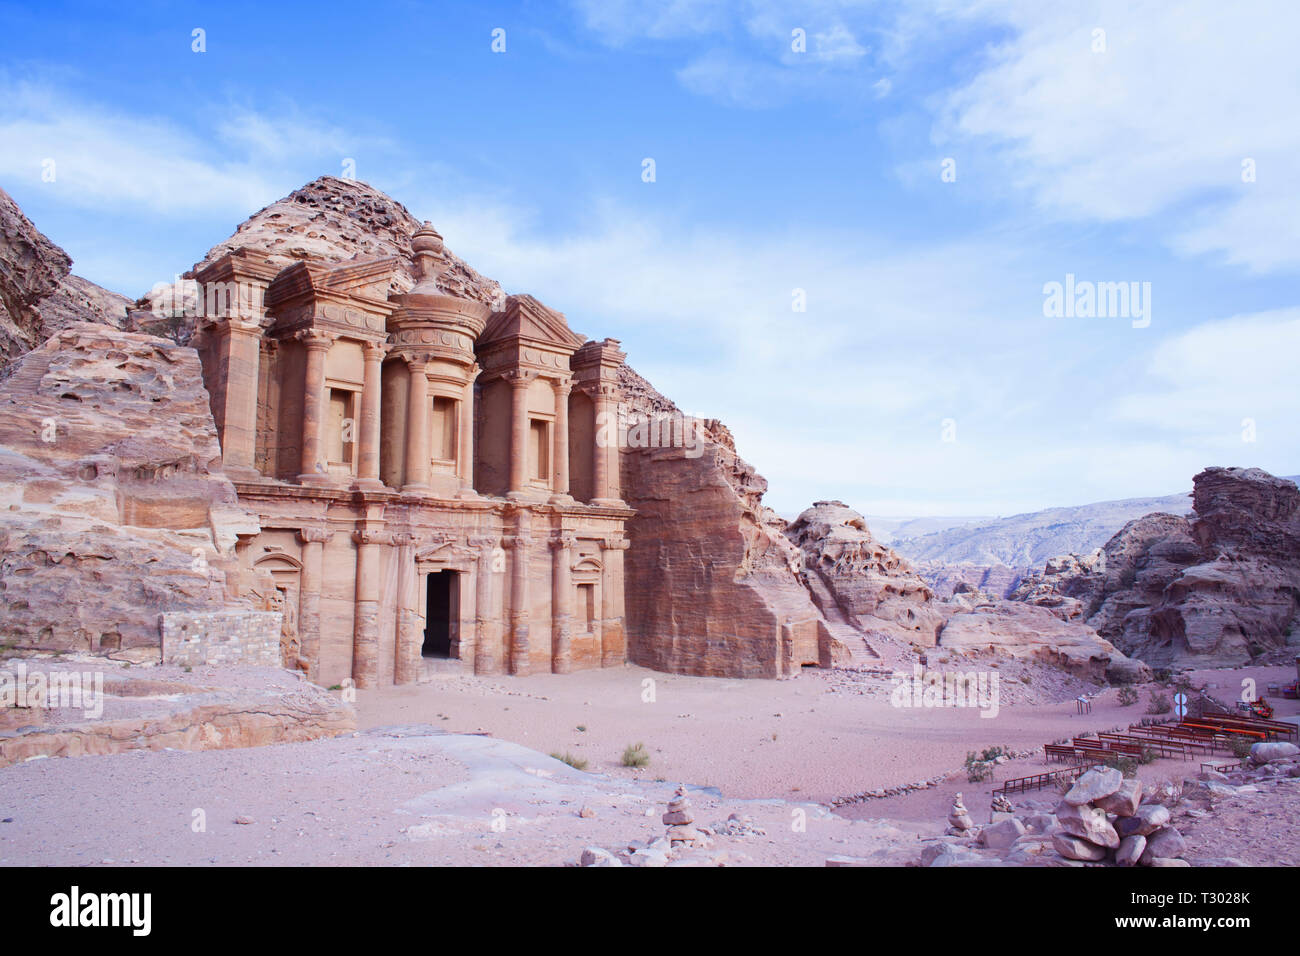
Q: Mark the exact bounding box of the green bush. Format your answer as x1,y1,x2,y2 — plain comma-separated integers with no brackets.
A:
550,752,588,771
1146,692,1171,715
1118,685,1139,706
621,742,650,768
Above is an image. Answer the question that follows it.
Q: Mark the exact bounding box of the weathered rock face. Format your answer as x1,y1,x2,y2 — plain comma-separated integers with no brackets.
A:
937,601,1150,683
0,187,130,373
1013,468,1300,668
786,500,945,646
0,324,260,660
131,176,502,342
619,367,829,677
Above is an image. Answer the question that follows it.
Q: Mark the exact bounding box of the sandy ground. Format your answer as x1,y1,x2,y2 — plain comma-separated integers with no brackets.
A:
0,727,929,867
1,660,1295,866
354,663,1300,804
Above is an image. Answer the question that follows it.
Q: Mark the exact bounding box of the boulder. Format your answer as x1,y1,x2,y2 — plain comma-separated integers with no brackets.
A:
580,847,622,867
1063,767,1124,806
1139,827,1187,864
1051,831,1108,862
1095,777,1143,816
1116,804,1171,838
1250,742,1299,765
1115,834,1146,867
1055,801,1120,849
980,817,1026,851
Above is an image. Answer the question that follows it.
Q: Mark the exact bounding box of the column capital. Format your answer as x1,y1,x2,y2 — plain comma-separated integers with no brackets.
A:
403,350,434,370
391,532,421,549
362,340,390,360
504,368,537,388
601,535,630,551
296,328,337,351
353,529,391,547
549,532,576,551
468,534,499,551
503,534,533,551
297,526,333,545
551,375,573,393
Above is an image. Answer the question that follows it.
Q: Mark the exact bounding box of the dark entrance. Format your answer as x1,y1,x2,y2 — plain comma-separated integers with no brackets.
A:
423,570,457,658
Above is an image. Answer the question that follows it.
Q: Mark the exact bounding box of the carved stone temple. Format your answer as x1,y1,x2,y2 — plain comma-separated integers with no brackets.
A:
190,224,631,687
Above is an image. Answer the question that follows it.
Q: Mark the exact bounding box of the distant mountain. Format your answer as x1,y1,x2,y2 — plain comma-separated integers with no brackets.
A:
890,478,1300,571
861,514,993,545
890,491,1197,569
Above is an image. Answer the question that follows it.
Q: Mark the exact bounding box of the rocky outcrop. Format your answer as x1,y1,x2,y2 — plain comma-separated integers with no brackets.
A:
0,661,354,768
131,176,502,342
619,367,829,677
786,500,945,646
0,323,260,660
937,602,1150,683
1012,468,1300,668
0,187,130,373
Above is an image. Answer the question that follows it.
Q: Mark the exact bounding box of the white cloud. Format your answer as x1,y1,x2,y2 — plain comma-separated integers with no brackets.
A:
0,78,368,215
1110,308,1300,440
936,0,1300,272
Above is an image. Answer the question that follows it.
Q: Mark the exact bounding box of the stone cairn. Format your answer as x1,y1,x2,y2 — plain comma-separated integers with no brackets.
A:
663,786,710,849
991,793,1014,815
946,792,974,833
1051,767,1187,866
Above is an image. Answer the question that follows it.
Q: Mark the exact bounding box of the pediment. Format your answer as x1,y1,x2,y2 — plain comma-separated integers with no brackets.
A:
481,294,585,352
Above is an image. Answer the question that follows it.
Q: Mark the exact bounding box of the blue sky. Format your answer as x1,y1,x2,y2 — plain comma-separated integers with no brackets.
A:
2,0,1297,517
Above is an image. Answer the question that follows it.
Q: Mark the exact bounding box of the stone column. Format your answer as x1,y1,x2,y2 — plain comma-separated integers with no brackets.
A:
355,341,386,489
506,370,532,497
549,533,574,673
403,355,430,493
297,330,334,484
297,526,331,682
457,366,479,496
352,529,386,688
600,536,629,667
506,515,532,675
589,383,623,505
470,535,502,674
392,533,421,685
550,378,571,503
217,318,263,478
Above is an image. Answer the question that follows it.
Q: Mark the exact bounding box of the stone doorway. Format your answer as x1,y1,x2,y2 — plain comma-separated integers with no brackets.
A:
423,569,459,658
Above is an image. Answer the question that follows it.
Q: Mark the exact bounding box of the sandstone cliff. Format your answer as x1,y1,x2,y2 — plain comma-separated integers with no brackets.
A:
618,366,833,676
1013,467,1300,668
0,323,260,660
0,186,131,373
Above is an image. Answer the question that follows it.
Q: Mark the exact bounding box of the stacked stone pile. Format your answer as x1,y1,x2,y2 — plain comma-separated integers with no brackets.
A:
1046,768,1187,866
579,786,722,868
946,792,974,833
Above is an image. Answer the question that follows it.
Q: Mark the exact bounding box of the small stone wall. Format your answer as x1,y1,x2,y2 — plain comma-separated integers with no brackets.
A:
161,610,283,667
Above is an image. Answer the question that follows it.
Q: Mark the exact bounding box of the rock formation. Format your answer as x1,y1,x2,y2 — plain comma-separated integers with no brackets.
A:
0,178,1183,685
785,500,946,647
0,323,261,660
1013,467,1300,668
937,601,1150,683
618,367,831,676
0,186,130,374
131,176,502,344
